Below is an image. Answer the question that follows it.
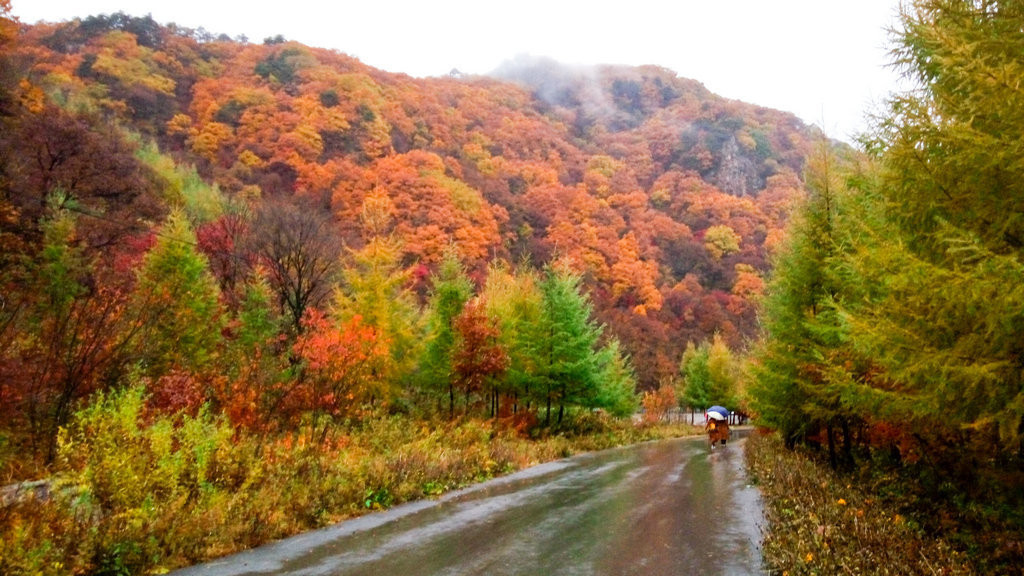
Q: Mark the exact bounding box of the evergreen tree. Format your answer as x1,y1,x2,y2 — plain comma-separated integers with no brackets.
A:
132,209,223,380
679,341,711,411
844,0,1024,449
682,334,741,412
234,270,281,355
481,261,544,414
334,191,422,402
421,247,473,418
748,143,856,450
218,269,287,430
536,263,603,425
706,333,740,408
592,339,639,418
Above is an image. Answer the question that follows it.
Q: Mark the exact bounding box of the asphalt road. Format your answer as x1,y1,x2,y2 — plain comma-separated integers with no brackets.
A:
171,431,765,576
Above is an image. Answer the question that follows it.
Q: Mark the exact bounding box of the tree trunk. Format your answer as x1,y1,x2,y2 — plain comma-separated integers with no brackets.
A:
827,423,837,469
841,418,853,468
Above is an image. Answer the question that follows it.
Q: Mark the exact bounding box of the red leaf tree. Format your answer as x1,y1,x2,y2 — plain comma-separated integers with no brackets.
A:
453,299,509,417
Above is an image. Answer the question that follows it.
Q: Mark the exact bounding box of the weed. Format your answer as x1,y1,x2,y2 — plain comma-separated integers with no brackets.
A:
746,432,976,575
1,390,701,575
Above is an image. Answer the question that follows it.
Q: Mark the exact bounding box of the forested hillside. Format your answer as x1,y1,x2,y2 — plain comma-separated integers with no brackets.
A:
0,7,823,571
0,7,819,434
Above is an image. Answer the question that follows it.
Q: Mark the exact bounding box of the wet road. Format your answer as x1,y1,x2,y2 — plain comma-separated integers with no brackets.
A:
171,432,764,576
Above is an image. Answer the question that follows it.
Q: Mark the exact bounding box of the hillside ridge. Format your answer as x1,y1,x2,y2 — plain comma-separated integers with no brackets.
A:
2,12,824,386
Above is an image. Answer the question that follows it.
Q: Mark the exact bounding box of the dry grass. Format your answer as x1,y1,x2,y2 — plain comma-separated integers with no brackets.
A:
745,432,976,576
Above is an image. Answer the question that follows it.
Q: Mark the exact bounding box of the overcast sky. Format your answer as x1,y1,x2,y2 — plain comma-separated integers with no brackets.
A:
14,1,907,142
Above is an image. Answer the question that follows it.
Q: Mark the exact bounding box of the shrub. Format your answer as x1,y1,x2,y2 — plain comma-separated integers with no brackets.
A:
3,390,697,575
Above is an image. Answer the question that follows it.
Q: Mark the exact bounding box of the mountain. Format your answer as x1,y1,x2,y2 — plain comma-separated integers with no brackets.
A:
1,13,821,387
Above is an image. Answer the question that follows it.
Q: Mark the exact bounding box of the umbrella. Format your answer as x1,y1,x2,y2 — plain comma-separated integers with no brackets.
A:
707,405,730,419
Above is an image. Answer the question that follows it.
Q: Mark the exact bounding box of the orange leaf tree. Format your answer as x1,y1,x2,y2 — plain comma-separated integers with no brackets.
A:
292,309,387,442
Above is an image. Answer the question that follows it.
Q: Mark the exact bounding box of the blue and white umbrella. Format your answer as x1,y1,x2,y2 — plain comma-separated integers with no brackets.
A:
707,405,729,421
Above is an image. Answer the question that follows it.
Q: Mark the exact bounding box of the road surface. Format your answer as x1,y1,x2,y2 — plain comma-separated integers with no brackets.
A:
171,431,764,576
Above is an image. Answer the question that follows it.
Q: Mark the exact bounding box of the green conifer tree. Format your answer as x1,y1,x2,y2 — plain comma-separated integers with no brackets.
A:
536,263,603,425
592,339,639,418
481,261,544,414
749,143,855,450
679,341,711,412
844,0,1024,448
132,209,223,379
420,247,473,418
334,197,422,403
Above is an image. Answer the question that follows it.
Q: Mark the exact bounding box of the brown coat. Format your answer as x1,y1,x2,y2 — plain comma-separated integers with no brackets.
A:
706,419,730,446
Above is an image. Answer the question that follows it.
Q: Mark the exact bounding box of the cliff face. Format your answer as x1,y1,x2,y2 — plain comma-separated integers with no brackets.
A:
714,135,760,196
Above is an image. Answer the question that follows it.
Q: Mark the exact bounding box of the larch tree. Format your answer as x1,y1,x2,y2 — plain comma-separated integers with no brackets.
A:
420,247,474,418
748,141,856,455
536,262,603,425
705,333,741,410
679,334,740,412
131,209,224,381
591,338,639,418
841,0,1024,451
679,341,712,412
218,269,287,431
481,261,544,415
333,189,422,400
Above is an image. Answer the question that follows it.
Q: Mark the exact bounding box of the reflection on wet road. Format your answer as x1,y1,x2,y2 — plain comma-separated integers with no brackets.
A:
171,432,764,576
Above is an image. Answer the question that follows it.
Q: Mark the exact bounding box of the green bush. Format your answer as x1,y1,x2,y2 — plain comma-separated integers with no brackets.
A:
55,386,245,573
2,386,696,575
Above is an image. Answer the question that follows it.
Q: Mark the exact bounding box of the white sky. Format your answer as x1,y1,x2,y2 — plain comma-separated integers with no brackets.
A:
14,1,907,143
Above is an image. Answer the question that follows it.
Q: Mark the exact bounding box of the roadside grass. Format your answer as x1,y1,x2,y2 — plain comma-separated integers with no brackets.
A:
0,387,700,576
745,431,976,575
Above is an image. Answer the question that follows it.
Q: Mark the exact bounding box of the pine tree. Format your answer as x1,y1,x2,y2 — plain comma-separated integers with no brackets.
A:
420,247,474,418
132,209,223,380
845,0,1024,449
536,262,603,425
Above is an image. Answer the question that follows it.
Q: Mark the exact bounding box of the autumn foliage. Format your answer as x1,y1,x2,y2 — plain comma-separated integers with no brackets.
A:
0,10,817,575
0,7,819,462
291,309,388,434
